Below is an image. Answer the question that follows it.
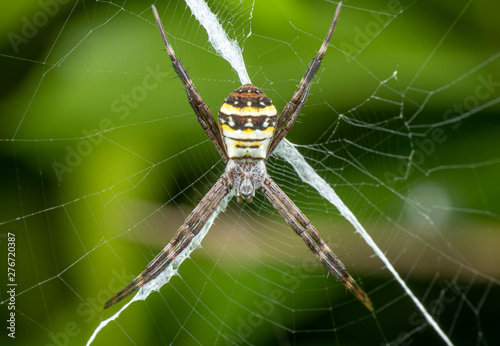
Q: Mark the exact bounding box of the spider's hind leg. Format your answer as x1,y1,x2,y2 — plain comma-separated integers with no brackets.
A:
267,2,342,157
151,5,228,162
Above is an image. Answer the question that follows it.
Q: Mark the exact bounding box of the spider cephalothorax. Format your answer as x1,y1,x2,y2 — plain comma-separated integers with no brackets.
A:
105,3,373,312
225,159,266,202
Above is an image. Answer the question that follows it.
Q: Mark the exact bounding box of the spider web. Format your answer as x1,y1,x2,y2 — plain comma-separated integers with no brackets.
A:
1,0,499,345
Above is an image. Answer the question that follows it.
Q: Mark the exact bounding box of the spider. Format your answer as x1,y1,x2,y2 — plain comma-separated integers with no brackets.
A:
105,2,372,311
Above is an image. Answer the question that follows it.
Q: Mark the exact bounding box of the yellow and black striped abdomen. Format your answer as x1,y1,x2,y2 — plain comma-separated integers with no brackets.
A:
219,84,277,160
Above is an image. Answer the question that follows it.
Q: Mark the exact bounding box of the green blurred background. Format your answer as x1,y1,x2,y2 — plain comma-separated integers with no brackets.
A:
1,0,499,345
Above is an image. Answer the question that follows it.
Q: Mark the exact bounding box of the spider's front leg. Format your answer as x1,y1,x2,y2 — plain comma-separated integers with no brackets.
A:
260,176,373,311
104,174,232,309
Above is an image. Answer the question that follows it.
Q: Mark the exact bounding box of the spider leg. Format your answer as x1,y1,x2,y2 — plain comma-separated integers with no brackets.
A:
260,176,373,311
152,5,228,162
104,175,232,309
267,2,342,157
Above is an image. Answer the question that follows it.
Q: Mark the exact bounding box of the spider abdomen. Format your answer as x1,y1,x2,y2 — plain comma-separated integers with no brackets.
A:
219,84,277,160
